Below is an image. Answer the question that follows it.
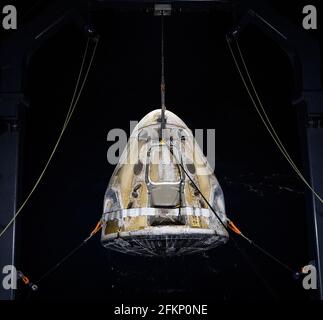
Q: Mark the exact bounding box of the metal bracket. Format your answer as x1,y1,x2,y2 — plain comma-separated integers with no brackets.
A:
308,113,323,129
154,4,172,16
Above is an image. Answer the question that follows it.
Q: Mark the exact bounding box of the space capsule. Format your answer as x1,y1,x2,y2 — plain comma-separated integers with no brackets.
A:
101,109,229,256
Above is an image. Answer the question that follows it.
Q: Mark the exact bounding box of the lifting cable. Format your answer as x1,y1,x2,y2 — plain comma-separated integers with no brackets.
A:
0,35,100,241
160,11,167,139
226,34,323,204
36,220,102,285
166,142,296,276
166,147,279,296
20,220,102,290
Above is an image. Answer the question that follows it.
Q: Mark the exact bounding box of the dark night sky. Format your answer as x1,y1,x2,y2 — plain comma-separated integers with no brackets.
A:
1,0,323,300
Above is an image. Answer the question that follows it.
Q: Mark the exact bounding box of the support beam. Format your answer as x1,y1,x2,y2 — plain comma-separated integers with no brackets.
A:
302,91,323,296
0,96,22,300
0,1,86,300
231,0,323,299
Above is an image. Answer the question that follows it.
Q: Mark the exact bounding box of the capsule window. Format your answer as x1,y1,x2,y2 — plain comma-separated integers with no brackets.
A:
186,163,196,175
133,160,143,175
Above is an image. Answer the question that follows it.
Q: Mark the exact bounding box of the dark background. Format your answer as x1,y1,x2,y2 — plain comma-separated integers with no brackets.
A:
1,0,323,300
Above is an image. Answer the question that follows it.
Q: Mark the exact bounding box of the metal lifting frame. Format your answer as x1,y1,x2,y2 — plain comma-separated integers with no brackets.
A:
0,0,322,300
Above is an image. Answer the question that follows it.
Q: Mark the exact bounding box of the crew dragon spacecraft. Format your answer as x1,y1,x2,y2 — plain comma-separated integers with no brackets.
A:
101,108,229,256
101,11,228,256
